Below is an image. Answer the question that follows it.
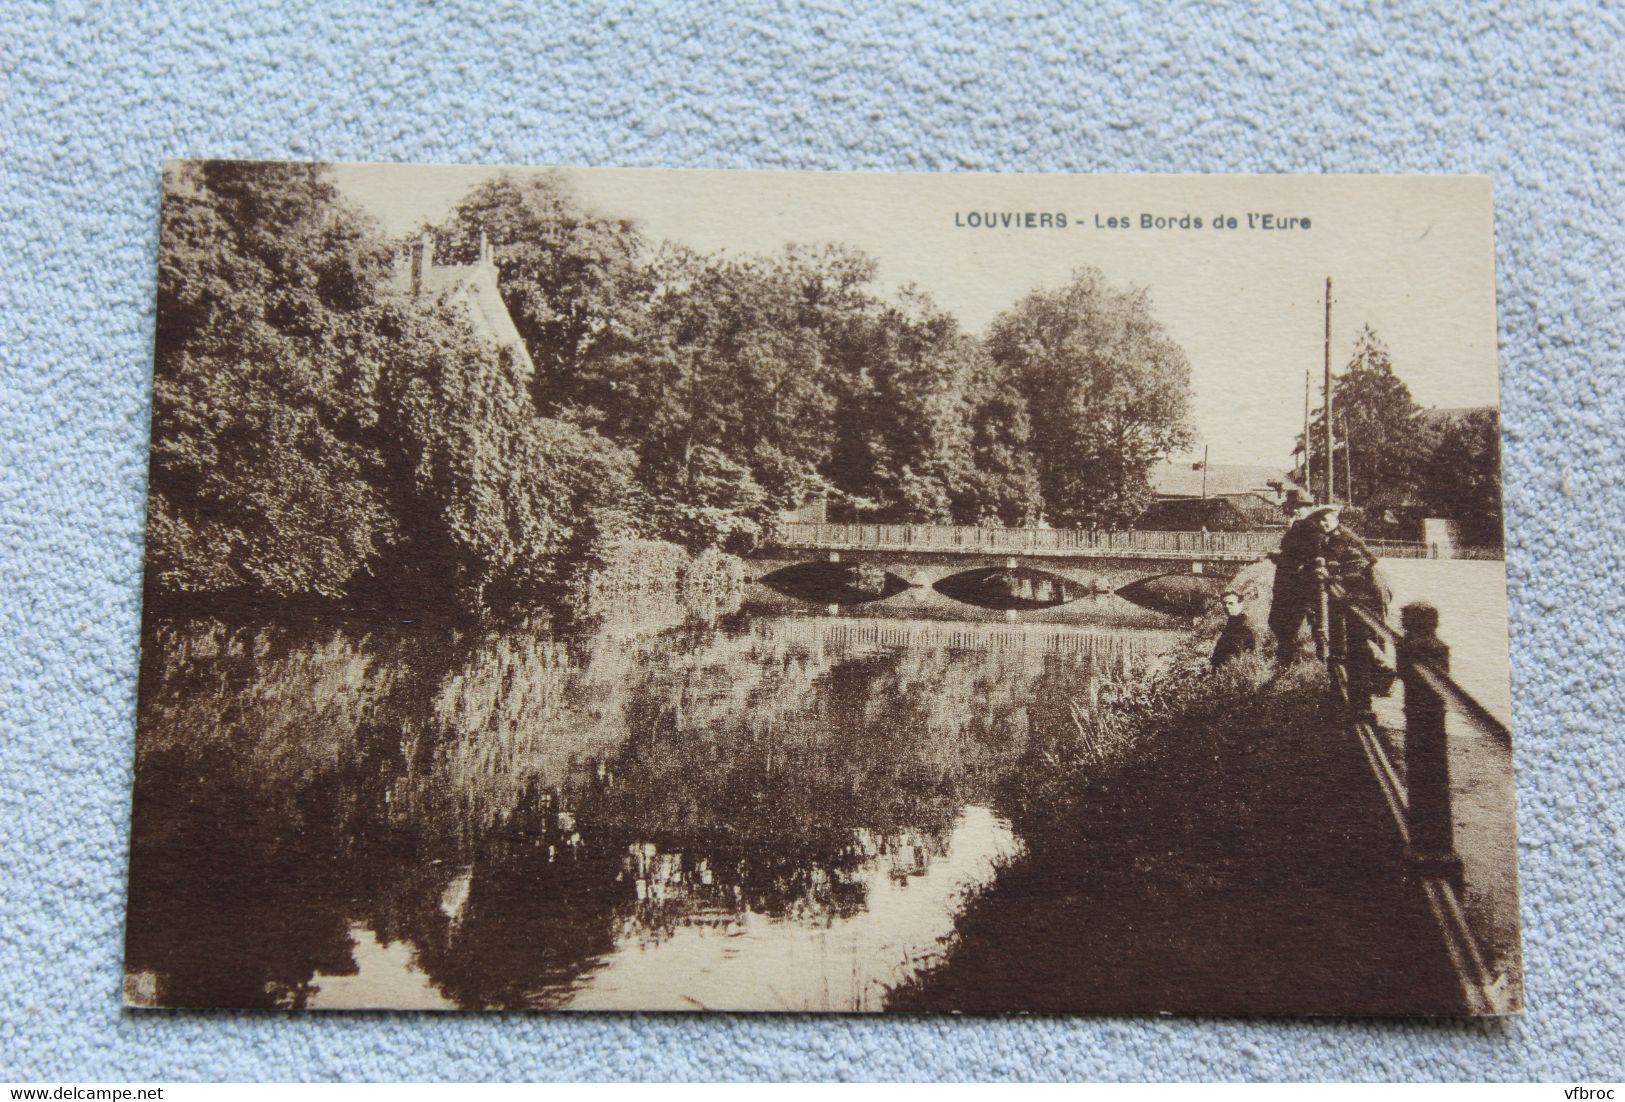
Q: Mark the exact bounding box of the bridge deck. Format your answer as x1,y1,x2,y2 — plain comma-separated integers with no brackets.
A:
768,522,1441,561
769,539,1267,563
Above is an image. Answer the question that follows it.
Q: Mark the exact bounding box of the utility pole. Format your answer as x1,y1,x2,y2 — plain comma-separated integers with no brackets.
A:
1200,444,1208,499
1324,276,1334,505
1303,366,1312,500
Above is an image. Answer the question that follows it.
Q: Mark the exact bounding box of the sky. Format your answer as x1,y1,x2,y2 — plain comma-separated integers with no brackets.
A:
331,163,1501,470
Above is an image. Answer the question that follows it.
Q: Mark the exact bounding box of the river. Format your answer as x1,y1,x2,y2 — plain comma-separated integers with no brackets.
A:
123,582,1182,1011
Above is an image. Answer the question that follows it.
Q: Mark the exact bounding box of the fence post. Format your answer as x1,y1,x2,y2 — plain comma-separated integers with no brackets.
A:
1398,602,1463,884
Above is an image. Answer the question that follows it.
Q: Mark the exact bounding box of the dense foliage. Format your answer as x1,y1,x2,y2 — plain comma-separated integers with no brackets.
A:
149,162,399,599
987,271,1194,527
373,304,633,604
146,162,1256,608
435,174,1186,538
149,162,1504,607
148,162,630,608
1417,407,1504,546
1295,326,1504,544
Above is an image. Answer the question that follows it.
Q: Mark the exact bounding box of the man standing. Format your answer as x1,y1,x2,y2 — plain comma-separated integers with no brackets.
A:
1211,590,1259,669
1266,489,1321,663
1311,504,1389,715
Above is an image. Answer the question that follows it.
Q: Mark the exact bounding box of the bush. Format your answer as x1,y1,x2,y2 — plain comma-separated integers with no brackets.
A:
643,502,765,556
376,311,636,606
1008,638,1321,847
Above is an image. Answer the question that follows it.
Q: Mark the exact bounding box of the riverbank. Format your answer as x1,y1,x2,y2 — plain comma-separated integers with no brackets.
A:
138,538,749,628
888,583,1469,1014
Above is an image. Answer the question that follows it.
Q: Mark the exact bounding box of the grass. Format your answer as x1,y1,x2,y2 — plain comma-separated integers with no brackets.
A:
886,565,1469,1014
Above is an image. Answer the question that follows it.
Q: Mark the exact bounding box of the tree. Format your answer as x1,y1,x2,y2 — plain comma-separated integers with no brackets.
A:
375,302,635,604
638,445,773,553
588,244,869,539
147,161,398,601
435,172,651,414
823,290,985,523
987,269,1193,527
148,161,636,609
1419,408,1504,546
1295,326,1428,511
955,365,1043,526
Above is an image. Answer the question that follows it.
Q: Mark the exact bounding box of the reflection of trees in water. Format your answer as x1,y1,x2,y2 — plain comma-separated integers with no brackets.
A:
126,611,1172,1008
127,621,404,1007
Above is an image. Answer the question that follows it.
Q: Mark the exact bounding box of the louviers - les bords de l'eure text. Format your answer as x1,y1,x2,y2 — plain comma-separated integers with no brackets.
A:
954,211,1311,230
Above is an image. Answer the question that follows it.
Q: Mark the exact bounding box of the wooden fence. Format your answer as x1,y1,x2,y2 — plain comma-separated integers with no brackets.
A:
1321,575,1519,1014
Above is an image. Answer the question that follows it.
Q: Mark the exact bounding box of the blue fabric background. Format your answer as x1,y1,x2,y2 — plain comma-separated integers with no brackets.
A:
2,0,1620,1082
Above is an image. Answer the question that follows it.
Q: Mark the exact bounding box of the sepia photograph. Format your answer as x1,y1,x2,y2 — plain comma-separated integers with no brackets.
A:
122,164,1520,1014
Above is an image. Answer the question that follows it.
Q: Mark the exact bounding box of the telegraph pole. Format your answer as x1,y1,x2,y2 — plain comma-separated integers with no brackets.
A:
1303,366,1312,500
1323,277,1334,504
1201,443,1209,499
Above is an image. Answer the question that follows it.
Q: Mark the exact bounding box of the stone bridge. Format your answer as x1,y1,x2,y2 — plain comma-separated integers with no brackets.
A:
752,521,1282,592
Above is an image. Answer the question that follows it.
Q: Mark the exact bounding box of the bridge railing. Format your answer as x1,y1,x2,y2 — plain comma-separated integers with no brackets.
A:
1360,539,1505,560
773,522,1286,555
1317,568,1520,1014
772,522,1503,560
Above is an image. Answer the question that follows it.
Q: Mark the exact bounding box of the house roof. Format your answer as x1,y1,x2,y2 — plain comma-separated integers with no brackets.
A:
1150,461,1300,499
1417,405,1497,427
395,234,535,377
1136,492,1287,530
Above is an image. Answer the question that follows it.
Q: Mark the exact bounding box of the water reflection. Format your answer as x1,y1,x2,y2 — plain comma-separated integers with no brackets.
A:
125,594,1178,1010
745,577,1178,628
1115,571,1225,617
758,561,914,605
565,806,1017,1011
932,566,1096,610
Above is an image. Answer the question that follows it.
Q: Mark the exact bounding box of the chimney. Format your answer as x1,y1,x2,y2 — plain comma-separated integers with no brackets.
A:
393,244,413,296
417,231,435,295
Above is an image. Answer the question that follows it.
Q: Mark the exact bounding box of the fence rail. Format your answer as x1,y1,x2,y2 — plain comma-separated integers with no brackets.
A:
1361,540,1505,560
771,522,1502,561
1319,571,1518,1014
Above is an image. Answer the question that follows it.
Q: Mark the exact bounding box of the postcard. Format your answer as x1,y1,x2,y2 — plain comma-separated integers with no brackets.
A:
124,164,1519,1013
